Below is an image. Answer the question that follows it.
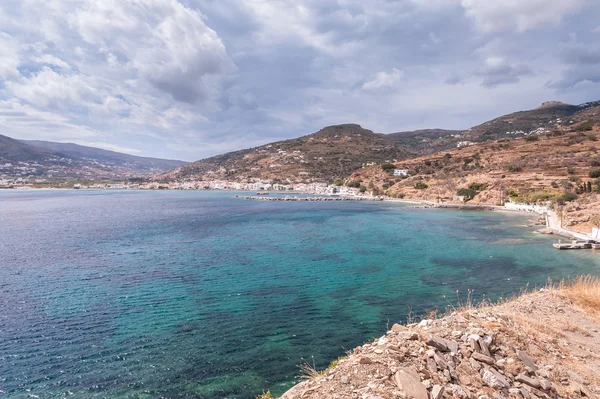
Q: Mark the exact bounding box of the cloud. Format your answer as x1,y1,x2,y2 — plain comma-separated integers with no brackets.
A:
461,0,589,32
476,57,533,87
362,68,404,91
0,0,598,161
69,0,233,104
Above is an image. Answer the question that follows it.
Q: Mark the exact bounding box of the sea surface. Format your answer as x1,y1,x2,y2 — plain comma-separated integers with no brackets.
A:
1,190,599,399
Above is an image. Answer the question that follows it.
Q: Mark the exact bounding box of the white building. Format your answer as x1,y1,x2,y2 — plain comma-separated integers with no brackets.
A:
393,169,409,176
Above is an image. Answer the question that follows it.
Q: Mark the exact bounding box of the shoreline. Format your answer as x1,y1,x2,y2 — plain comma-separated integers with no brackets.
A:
3,187,595,241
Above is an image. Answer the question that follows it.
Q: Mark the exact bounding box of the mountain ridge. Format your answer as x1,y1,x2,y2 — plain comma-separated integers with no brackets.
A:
161,100,600,183
0,134,186,180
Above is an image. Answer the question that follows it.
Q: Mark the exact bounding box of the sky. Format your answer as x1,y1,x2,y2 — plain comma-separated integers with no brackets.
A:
0,0,599,161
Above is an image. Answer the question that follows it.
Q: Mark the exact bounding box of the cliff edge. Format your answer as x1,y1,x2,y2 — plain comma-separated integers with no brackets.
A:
277,277,600,399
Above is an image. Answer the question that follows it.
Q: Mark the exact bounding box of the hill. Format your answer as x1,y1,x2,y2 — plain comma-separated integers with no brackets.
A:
0,134,186,180
160,125,464,183
162,101,600,184
348,115,600,233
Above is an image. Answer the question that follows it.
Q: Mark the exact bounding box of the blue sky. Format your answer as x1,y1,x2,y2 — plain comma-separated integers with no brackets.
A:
0,0,599,161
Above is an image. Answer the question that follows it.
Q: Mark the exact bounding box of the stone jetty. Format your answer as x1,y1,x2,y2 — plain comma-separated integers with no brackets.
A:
235,195,384,202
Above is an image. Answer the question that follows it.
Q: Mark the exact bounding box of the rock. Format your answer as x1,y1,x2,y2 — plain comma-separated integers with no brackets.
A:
576,382,598,399
359,357,373,364
470,357,482,371
393,368,429,399
374,349,383,354
426,334,448,352
493,394,507,399
340,375,349,384
539,378,551,391
452,330,463,338
472,351,495,365
398,332,419,341
516,350,538,371
482,368,510,389
447,340,459,354
516,373,541,389
477,337,492,357
392,323,407,332
431,385,444,399
567,370,587,385
427,357,438,374
433,352,448,369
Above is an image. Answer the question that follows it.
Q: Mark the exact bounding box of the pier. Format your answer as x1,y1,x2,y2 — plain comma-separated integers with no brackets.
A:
553,240,600,250
235,195,383,202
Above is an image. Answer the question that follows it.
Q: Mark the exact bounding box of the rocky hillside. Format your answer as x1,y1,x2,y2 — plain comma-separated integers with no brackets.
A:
161,101,600,184
160,125,464,183
349,117,600,233
278,278,600,399
462,101,600,143
0,134,185,180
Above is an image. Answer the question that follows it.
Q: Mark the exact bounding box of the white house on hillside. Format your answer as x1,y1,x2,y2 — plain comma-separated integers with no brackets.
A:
393,169,409,176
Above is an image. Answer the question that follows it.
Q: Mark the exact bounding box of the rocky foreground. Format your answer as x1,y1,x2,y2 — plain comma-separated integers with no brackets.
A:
278,286,600,399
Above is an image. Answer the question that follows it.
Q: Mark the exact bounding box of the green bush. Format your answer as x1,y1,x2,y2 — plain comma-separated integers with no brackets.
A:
457,187,476,200
381,163,395,171
508,189,518,198
359,185,367,193
334,178,344,186
507,165,522,172
567,167,576,175
525,135,539,142
590,158,600,167
347,181,361,188
574,120,594,132
414,182,428,190
590,169,600,179
468,182,487,192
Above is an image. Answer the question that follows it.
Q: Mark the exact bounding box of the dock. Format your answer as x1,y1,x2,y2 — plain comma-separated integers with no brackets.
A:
235,195,383,202
553,240,598,250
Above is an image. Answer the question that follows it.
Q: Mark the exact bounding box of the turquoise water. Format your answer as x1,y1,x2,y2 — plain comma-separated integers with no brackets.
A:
1,190,599,398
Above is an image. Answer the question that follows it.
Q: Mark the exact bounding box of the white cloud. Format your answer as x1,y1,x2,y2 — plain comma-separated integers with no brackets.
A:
71,141,143,155
461,0,589,33
476,57,533,87
362,68,404,91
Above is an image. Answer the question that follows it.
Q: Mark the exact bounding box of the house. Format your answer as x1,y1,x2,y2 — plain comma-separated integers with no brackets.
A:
393,169,409,176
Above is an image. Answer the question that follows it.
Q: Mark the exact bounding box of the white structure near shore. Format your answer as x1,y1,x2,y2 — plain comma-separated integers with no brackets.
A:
503,201,550,214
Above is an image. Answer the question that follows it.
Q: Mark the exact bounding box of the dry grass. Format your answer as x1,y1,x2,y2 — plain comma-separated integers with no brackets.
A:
297,357,321,380
559,275,600,315
255,391,273,399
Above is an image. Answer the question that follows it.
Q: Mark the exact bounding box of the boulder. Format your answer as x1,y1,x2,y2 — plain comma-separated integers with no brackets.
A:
394,368,429,399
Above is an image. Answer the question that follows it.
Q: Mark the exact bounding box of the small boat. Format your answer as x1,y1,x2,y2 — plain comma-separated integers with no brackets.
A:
256,192,270,195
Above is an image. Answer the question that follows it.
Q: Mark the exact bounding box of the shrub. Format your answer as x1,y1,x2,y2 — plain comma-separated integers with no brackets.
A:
525,135,539,142
507,165,522,172
381,163,395,171
334,178,344,186
574,120,594,132
508,189,518,198
414,182,428,190
590,158,600,167
359,185,367,193
567,167,576,175
468,182,487,192
457,187,476,200
347,181,361,188
590,169,600,179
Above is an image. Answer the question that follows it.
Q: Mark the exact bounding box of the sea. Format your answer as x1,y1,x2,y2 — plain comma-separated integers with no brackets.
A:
1,190,599,399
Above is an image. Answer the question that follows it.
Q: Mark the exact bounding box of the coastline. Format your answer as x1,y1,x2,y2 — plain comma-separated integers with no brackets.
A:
3,186,595,241
277,283,600,399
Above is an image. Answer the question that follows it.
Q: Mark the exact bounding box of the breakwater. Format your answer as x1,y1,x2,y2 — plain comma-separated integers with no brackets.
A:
235,195,384,201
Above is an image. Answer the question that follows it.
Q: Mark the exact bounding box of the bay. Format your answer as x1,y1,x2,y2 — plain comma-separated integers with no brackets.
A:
1,190,599,398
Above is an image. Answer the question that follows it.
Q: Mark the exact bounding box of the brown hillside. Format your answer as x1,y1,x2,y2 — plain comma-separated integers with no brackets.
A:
349,125,600,233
